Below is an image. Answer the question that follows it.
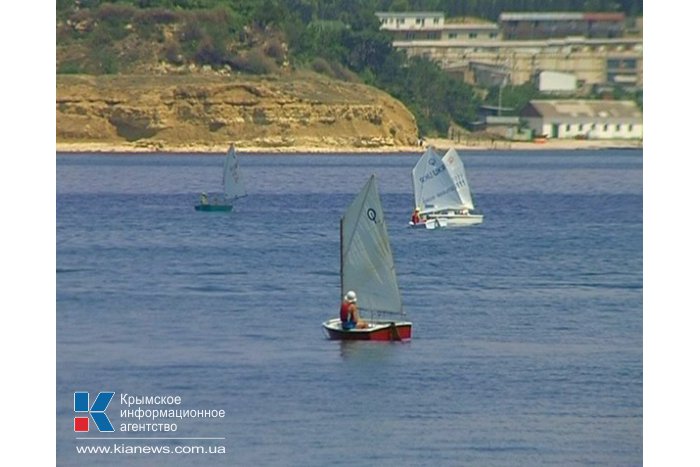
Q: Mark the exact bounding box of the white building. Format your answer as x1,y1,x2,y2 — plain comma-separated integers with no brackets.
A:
537,71,577,93
376,11,445,29
376,12,499,42
521,100,642,139
376,12,444,40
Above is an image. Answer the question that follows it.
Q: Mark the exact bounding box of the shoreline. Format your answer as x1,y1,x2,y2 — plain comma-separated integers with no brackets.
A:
55,138,642,154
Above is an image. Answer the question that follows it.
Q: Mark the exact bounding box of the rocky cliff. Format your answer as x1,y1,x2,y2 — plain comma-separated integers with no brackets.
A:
56,72,419,151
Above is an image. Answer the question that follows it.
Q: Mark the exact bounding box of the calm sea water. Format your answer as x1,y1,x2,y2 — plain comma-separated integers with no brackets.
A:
56,150,642,466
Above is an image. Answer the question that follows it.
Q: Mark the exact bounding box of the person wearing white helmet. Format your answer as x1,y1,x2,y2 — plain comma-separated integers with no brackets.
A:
339,290,368,330
411,207,423,225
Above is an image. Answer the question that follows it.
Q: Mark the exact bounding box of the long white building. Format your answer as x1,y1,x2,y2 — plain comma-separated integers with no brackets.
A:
521,100,642,139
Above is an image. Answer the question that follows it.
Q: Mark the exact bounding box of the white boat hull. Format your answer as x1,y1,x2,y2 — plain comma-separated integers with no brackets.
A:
409,212,484,229
412,146,484,229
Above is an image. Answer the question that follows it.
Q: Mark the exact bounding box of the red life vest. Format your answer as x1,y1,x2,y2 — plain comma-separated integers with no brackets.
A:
340,302,352,322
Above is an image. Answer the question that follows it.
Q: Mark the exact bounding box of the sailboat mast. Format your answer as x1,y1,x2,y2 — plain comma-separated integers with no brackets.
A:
339,217,344,303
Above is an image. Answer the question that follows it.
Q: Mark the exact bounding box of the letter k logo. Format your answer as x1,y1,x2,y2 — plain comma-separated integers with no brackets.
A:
74,392,115,432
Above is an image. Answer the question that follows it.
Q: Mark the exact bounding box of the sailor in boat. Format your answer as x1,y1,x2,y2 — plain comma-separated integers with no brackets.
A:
200,192,209,205
340,291,368,330
411,207,423,224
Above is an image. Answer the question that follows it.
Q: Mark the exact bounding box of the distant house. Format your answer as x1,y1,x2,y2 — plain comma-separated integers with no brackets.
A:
376,12,444,40
376,12,499,42
521,100,642,139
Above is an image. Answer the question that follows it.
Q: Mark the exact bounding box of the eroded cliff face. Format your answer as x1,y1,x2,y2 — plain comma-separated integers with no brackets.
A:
56,72,419,150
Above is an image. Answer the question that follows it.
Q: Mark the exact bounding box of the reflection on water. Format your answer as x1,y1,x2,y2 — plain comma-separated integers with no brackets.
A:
337,340,411,361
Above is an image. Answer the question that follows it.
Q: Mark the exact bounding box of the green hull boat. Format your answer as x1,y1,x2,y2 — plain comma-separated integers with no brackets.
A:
195,144,246,213
194,203,233,212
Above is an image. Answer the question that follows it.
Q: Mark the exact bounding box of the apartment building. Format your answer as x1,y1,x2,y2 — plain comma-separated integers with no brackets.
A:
397,36,642,89
499,12,626,40
377,11,642,90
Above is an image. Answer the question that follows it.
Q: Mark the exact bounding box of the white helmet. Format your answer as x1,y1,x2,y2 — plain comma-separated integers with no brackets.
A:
344,290,357,303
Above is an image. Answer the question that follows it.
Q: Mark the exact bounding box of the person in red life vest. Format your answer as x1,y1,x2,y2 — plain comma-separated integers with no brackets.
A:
411,207,422,224
340,290,368,330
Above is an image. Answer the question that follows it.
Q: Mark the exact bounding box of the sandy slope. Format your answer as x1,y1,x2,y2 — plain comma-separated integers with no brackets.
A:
55,137,642,154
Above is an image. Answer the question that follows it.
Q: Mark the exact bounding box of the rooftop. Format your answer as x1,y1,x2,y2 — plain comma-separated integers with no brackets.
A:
442,23,498,31
445,16,496,25
499,11,625,22
393,36,641,48
500,12,584,21
376,11,444,18
486,116,520,125
526,100,642,119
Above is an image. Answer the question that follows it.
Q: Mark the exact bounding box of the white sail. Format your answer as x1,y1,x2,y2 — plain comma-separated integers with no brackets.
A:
442,147,475,210
411,146,475,212
341,175,402,314
223,145,246,200
411,146,441,209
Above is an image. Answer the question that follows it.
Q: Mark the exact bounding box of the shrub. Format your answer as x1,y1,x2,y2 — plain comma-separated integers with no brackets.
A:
57,60,85,75
310,57,333,76
194,35,227,65
330,61,359,82
163,40,184,65
180,20,204,44
263,38,286,63
228,49,277,75
309,58,357,82
95,3,137,24
90,47,120,75
135,8,180,27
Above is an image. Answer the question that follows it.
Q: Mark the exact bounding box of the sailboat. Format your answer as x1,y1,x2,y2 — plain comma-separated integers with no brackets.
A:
409,146,483,229
322,175,412,341
195,144,247,212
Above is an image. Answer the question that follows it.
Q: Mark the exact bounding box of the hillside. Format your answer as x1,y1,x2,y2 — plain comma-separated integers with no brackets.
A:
55,1,642,151
55,1,482,144
56,71,419,151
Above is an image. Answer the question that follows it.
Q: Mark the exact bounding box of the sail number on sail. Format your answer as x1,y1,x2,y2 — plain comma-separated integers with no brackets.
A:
367,208,378,223
424,185,459,204
419,163,446,184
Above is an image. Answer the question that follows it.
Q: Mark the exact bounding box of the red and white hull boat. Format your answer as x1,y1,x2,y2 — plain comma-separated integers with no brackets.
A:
322,318,412,341
323,176,413,343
